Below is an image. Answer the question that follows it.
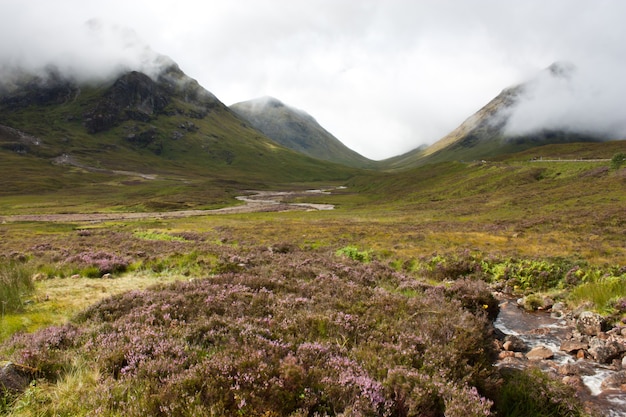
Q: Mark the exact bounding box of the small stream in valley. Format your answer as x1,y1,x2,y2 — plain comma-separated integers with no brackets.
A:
495,298,626,416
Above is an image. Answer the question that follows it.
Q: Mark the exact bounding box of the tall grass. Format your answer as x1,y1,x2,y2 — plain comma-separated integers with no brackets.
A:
0,260,35,315
570,273,626,314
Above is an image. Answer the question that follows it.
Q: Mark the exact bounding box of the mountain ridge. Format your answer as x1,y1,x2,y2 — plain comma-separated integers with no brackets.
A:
0,63,360,211
380,62,621,170
230,96,375,169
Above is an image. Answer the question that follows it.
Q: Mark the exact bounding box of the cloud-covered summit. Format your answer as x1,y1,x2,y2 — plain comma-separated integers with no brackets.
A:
503,61,626,139
0,18,173,89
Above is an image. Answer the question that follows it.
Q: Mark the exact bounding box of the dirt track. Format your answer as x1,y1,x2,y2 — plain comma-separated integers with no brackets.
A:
0,190,334,223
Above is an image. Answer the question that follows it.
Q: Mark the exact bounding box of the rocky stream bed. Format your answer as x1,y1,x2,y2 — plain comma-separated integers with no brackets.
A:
495,296,626,416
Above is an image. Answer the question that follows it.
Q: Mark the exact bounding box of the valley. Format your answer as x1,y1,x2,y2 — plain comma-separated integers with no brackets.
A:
0,63,625,416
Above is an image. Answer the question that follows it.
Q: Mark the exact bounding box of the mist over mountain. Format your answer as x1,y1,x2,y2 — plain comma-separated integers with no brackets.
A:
380,62,626,169
503,62,626,139
0,19,174,91
230,96,374,168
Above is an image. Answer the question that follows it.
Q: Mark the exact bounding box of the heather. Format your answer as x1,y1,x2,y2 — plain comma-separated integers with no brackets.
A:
1,246,508,416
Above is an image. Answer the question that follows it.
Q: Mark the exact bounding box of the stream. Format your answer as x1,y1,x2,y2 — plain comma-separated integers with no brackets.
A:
495,298,626,416
0,189,335,223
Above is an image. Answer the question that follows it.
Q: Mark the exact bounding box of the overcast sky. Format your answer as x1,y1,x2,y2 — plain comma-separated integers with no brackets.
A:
1,0,625,160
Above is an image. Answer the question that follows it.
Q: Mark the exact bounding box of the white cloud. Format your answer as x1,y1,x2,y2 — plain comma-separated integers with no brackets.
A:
1,0,625,159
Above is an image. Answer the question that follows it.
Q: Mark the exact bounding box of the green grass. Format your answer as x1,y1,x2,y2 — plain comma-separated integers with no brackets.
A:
132,230,187,242
570,273,626,315
0,260,35,315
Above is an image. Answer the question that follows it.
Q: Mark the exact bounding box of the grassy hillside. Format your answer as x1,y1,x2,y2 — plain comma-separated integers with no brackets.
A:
231,97,376,169
0,72,359,213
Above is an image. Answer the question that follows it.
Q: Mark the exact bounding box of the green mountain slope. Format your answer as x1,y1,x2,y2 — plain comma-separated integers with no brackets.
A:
0,65,359,212
381,63,620,170
230,96,375,169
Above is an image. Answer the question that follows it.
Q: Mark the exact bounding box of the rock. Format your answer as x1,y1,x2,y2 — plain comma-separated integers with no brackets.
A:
70,274,81,279
102,273,112,279
601,370,626,391
526,346,554,360
498,351,515,359
558,362,595,376
558,363,581,376
540,297,554,310
0,362,37,395
588,337,624,364
562,375,587,392
560,340,589,354
576,350,586,359
503,335,527,352
576,311,605,336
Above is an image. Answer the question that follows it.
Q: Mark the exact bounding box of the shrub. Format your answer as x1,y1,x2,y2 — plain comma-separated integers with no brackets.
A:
610,152,625,170
494,367,587,417
65,251,130,276
335,245,371,263
0,260,35,314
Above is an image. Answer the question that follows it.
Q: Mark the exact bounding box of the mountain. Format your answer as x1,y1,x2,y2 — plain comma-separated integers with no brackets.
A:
382,63,618,170
0,64,359,211
230,96,375,169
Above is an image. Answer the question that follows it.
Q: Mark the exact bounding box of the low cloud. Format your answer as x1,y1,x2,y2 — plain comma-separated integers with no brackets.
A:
0,19,170,87
503,61,626,139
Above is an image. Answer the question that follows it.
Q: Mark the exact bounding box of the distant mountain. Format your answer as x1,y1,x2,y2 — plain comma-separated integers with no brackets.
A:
382,63,617,169
230,97,375,168
0,63,359,203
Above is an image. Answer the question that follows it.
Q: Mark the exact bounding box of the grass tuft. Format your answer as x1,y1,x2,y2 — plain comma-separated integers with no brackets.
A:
0,259,35,314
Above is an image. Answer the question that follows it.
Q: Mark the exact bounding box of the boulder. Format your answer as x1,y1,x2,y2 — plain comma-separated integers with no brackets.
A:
588,337,624,364
503,335,527,352
498,351,515,360
558,361,595,376
601,370,626,391
558,363,581,376
562,375,587,392
576,311,605,336
0,362,37,395
526,346,554,361
560,340,589,354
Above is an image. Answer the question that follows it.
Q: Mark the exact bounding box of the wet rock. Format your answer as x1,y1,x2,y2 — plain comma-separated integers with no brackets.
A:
576,311,605,336
561,340,589,354
588,337,623,364
526,346,554,360
601,370,626,391
498,351,515,359
503,335,527,352
552,302,566,312
562,375,588,392
529,327,551,336
559,363,581,376
558,361,595,376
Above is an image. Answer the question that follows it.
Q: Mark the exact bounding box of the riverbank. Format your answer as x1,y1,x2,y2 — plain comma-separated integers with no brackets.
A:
494,295,626,416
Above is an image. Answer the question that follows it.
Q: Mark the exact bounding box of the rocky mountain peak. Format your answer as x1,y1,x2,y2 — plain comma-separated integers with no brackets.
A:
84,71,169,133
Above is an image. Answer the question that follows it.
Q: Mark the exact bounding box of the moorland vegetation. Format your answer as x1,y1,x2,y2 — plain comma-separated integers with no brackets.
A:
1,140,625,416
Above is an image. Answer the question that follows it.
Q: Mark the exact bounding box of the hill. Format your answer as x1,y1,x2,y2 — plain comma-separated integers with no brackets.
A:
0,65,359,213
382,63,622,170
230,96,375,168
